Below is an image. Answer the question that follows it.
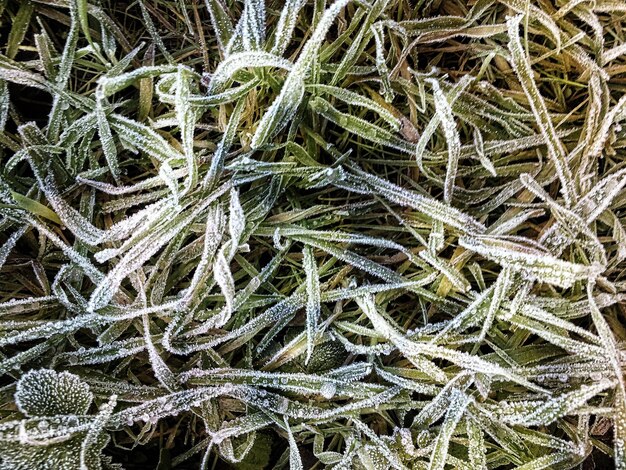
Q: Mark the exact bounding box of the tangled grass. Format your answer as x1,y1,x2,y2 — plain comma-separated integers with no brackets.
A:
0,0,626,468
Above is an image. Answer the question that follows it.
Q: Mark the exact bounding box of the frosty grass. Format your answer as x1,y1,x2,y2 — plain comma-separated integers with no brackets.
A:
0,0,626,468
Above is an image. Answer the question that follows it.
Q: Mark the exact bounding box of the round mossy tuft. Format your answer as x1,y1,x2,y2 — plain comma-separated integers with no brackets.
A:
15,369,93,417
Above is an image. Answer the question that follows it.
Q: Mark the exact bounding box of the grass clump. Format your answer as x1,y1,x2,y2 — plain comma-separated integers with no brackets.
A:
0,0,626,468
